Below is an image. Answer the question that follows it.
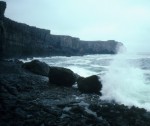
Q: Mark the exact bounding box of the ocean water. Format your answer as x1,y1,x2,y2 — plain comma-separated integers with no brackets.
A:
23,53,150,111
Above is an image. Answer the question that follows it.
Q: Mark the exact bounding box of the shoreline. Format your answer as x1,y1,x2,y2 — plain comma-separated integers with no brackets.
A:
1,59,150,125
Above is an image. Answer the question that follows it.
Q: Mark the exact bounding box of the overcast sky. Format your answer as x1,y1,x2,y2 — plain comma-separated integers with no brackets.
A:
4,0,150,52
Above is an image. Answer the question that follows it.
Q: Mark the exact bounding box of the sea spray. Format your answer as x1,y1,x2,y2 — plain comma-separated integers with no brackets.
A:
101,52,150,111
20,53,150,111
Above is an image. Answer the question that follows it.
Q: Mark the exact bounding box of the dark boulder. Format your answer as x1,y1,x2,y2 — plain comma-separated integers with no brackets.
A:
77,75,102,94
1,60,150,126
49,67,76,87
22,60,50,76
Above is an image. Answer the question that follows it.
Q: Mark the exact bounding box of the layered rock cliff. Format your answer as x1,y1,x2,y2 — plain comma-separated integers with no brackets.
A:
0,1,123,58
0,1,6,57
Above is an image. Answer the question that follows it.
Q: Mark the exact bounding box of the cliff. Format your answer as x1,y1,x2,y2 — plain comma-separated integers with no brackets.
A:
0,1,123,58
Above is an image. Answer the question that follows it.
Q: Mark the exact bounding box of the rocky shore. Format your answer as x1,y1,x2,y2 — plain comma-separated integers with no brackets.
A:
1,59,150,126
1,1,150,125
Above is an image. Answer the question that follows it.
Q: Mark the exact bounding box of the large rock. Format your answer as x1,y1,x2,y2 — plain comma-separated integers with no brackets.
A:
22,60,50,76
77,75,102,94
1,60,150,126
49,67,76,87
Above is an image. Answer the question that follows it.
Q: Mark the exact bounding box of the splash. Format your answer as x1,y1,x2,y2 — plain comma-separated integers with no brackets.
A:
101,52,150,111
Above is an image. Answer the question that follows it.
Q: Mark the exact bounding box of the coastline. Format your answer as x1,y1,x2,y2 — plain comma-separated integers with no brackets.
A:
1,1,150,125
1,59,150,126
0,1,123,59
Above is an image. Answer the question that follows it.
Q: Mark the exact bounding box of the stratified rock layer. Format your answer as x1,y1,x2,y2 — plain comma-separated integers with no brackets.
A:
0,1,6,57
0,1,6,18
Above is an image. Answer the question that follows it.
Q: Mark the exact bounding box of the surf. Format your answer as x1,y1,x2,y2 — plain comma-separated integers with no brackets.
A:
101,52,150,111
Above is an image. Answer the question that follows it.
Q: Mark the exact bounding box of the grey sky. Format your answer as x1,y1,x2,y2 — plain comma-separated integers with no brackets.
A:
4,0,150,52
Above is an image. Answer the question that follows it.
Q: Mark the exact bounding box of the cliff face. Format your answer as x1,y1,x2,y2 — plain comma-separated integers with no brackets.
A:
3,18,51,57
49,35,123,56
0,1,6,18
0,1,6,57
0,1,123,58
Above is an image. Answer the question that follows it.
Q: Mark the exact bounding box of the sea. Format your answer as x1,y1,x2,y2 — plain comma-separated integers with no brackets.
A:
22,52,150,111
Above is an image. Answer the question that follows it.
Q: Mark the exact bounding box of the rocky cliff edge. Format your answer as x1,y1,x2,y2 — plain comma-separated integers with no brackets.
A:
0,1,124,58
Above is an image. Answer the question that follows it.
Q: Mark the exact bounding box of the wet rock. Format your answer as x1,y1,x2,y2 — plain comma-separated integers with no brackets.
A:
22,60,50,76
70,105,85,113
77,75,102,94
49,66,76,87
15,108,28,119
1,59,150,126
89,103,150,126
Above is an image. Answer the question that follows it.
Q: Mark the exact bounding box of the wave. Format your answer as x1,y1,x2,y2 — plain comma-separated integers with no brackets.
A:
101,53,150,111
20,53,150,111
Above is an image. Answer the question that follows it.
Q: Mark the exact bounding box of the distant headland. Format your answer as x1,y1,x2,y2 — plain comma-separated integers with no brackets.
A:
0,1,124,58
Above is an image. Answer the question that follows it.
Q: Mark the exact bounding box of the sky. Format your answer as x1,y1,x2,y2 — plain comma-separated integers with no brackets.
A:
3,0,150,52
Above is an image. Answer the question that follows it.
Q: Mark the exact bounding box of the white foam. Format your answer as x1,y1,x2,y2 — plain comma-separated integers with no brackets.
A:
101,53,150,111
67,66,97,77
20,54,150,111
